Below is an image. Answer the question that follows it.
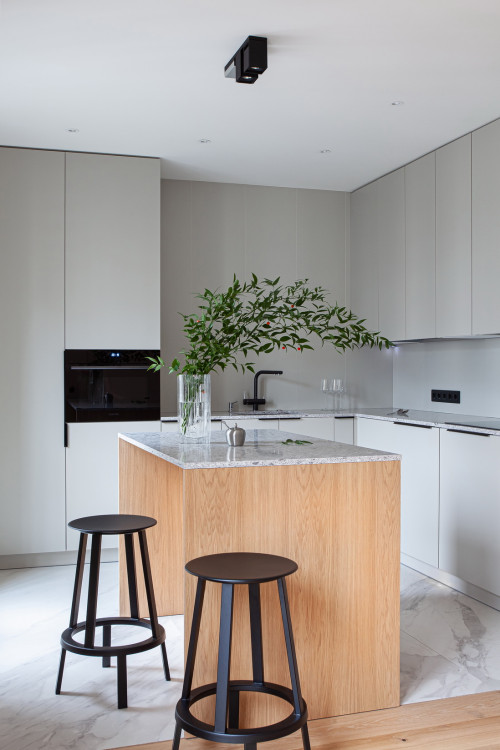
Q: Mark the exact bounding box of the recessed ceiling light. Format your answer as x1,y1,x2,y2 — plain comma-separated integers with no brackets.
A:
67,128,79,133
391,101,405,106
199,138,211,144
320,148,332,154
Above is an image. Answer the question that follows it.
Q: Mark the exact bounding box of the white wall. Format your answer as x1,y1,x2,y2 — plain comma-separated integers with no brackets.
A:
393,338,500,417
161,179,393,414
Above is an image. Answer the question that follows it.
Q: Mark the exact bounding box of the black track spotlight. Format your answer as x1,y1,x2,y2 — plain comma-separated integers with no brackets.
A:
224,36,267,84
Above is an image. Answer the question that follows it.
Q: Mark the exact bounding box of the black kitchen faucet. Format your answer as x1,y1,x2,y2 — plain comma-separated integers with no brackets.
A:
243,369,283,411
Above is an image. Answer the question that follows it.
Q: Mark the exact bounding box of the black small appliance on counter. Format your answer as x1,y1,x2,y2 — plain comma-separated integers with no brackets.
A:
64,349,160,427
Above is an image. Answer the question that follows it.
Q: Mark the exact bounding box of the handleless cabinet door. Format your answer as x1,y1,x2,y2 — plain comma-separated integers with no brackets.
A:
440,429,500,596
350,181,379,332
66,421,160,550
65,153,160,349
0,148,66,555
436,135,472,337
377,169,406,342
405,153,436,339
356,418,439,566
472,119,500,335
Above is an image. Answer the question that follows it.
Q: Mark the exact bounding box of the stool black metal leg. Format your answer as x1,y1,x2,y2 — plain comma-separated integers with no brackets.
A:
117,653,127,709
138,530,158,635
214,582,234,734
171,720,182,750
277,577,303,714
102,623,111,667
56,532,88,694
182,578,206,699
55,648,66,694
301,723,312,750
160,642,170,681
70,533,88,627
244,744,257,750
248,583,264,685
138,529,170,680
84,532,102,649
124,532,139,620
228,688,240,729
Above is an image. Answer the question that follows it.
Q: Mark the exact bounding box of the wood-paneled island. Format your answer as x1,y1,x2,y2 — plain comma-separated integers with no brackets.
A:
118,429,400,724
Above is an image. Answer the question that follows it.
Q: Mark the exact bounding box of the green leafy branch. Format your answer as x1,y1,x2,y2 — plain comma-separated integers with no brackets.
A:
281,438,313,445
147,274,392,376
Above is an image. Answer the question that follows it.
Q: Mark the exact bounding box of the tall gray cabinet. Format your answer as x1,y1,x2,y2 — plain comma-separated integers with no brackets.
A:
0,148,66,555
0,148,160,559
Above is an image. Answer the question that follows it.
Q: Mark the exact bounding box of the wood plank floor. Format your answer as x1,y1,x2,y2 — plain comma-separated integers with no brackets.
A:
110,692,500,750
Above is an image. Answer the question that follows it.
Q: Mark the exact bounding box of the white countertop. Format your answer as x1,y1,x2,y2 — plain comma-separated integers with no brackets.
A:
119,428,400,469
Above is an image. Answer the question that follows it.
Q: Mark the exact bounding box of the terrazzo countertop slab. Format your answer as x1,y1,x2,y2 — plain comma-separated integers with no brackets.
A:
119,429,400,469
160,408,353,421
353,408,500,435
161,408,500,435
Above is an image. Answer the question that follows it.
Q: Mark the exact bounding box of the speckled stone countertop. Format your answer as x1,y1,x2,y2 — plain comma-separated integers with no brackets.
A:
119,429,400,470
350,408,500,435
161,407,500,435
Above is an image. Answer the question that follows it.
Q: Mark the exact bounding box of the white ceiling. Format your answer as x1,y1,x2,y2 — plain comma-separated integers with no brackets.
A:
2,0,500,191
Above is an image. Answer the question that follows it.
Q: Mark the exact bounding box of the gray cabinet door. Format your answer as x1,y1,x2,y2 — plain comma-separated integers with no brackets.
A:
377,169,406,342
436,135,472,337
350,181,379,332
405,153,436,339
65,153,160,349
440,429,500,596
472,119,500,335
0,148,66,555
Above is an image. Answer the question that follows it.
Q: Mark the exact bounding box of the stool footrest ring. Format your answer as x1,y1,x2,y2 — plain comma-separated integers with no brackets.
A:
175,680,308,745
61,616,166,658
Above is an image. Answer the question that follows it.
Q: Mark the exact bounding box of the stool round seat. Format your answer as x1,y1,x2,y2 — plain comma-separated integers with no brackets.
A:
68,513,156,535
186,552,298,584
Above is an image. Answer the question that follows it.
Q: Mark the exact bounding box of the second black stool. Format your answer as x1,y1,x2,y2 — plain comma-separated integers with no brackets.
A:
172,551,310,750
55,514,170,708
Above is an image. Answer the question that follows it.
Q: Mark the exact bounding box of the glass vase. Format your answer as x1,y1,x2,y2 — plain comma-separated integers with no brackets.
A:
177,373,211,441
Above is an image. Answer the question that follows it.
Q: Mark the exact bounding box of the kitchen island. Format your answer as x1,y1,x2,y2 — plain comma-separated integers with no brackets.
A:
118,429,401,723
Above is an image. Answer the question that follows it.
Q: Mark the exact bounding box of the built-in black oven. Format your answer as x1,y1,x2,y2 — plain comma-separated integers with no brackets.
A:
64,349,161,426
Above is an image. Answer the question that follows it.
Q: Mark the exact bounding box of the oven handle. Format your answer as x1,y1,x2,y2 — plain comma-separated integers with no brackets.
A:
69,365,150,370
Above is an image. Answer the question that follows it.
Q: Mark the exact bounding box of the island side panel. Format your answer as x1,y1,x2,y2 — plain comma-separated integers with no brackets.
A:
118,439,184,616
183,460,400,723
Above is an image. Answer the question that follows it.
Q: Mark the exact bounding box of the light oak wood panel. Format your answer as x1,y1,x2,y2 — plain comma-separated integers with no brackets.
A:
110,691,500,750
119,440,184,615
183,461,400,723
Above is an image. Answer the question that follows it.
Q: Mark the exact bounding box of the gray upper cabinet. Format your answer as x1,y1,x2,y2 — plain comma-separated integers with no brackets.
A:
405,153,436,340
0,148,66,555
350,180,379,332
472,119,500,335
65,153,161,349
350,170,405,342
377,169,405,342
435,135,472,337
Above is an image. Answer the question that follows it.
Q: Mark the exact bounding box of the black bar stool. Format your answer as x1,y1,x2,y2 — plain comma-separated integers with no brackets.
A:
172,552,310,750
55,514,170,709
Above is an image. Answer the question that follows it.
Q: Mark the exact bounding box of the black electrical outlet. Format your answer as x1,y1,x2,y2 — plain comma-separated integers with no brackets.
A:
431,389,461,404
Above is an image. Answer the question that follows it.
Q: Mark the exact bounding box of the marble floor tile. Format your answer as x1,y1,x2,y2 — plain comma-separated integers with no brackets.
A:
2,561,500,750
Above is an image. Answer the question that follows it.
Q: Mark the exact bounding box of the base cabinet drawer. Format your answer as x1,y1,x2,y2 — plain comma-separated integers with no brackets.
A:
439,429,500,596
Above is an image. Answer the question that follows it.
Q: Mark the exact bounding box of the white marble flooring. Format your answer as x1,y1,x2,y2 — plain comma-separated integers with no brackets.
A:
2,563,500,750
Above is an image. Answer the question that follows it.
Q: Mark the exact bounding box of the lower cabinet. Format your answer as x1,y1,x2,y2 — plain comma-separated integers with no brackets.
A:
356,418,439,566
278,417,334,440
440,429,500,596
65,421,160,550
